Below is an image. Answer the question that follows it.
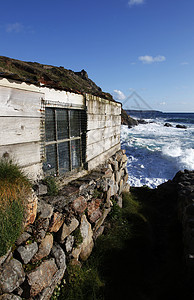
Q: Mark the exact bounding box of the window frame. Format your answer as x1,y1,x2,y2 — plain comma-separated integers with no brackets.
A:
44,107,84,176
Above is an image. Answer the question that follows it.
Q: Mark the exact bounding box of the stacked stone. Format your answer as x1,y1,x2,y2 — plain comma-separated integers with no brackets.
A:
0,150,130,300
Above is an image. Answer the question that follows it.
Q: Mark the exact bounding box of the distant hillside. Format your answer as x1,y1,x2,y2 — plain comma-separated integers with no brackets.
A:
0,56,113,100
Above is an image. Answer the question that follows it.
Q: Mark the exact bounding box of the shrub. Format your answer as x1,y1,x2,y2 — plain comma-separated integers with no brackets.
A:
0,159,31,256
43,176,58,196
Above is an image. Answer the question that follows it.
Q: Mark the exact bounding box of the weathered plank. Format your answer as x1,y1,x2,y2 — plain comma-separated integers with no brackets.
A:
86,134,120,162
0,117,41,146
86,98,121,115
0,142,41,167
87,143,121,170
87,126,120,146
0,85,42,117
87,114,121,130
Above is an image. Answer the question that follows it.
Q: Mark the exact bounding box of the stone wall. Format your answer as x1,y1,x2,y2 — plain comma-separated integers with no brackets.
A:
0,150,129,300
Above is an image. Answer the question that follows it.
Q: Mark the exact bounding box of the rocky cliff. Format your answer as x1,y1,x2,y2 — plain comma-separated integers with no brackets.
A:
0,56,113,100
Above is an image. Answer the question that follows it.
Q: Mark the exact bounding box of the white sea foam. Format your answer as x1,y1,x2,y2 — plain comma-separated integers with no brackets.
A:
121,119,194,188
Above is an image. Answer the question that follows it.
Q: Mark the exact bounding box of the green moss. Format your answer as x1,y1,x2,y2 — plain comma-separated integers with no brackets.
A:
73,228,83,247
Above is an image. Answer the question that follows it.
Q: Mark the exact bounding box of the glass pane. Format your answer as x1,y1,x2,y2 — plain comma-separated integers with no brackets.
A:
56,109,69,140
43,144,57,175
58,142,70,173
70,110,80,137
45,108,55,142
71,139,81,169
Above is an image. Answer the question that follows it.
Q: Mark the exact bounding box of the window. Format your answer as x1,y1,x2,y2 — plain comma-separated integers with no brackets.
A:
43,107,86,175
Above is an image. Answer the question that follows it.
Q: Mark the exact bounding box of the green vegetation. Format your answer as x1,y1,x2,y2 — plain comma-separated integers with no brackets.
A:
0,159,31,256
43,176,59,196
54,186,189,300
73,228,83,247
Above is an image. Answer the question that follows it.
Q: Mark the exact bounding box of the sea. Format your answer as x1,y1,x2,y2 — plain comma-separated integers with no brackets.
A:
121,111,194,188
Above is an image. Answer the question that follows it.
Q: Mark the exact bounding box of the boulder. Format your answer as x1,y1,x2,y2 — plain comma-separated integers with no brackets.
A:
164,122,173,127
32,234,53,262
15,232,31,246
27,259,58,297
72,196,87,214
176,124,187,129
65,235,74,253
37,199,54,219
0,294,22,300
0,259,25,294
24,191,38,227
87,199,102,223
49,212,65,232
16,242,38,264
39,243,66,300
79,215,94,261
58,217,79,242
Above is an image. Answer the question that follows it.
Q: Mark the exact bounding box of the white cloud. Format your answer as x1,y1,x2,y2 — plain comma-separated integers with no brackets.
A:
180,62,189,65
138,55,166,64
128,0,145,6
113,90,126,101
6,22,24,33
159,101,166,106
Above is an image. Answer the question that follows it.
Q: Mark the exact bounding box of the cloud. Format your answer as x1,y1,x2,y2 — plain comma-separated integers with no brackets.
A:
180,62,189,66
113,90,126,101
6,22,24,33
138,55,166,64
128,0,145,6
159,101,166,106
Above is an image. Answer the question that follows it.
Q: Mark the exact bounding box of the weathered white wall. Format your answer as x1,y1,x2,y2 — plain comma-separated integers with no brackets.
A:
0,78,85,180
0,78,121,180
86,94,121,170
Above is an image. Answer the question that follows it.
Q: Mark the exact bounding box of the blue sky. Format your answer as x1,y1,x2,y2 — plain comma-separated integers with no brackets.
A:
0,0,194,112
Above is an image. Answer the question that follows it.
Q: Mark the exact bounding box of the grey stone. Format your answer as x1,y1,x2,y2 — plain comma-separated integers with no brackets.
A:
17,242,38,264
38,184,48,196
0,248,11,266
32,234,53,262
59,217,79,242
37,199,54,219
65,235,74,253
51,243,66,271
27,259,58,297
0,259,25,294
15,232,31,246
0,294,22,300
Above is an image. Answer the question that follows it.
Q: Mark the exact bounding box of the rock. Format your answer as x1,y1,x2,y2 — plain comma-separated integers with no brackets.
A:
121,154,128,163
164,122,173,127
49,212,64,232
27,259,58,297
0,248,12,266
79,215,94,261
39,243,66,300
16,242,38,264
123,173,129,184
24,191,38,227
72,196,87,214
0,294,22,300
93,226,104,240
176,124,187,129
65,235,74,253
59,217,79,242
0,259,25,294
32,234,53,262
15,232,31,246
87,199,102,223
94,208,111,231
37,199,54,219
37,184,48,196
51,243,66,271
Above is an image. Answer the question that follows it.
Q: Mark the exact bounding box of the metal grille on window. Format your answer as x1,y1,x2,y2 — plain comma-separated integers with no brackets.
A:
43,107,86,175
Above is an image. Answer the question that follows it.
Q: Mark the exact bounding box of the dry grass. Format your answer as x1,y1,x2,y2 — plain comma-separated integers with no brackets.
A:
0,160,31,256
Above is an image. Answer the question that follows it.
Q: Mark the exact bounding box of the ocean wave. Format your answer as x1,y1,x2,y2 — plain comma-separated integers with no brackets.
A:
121,121,194,188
